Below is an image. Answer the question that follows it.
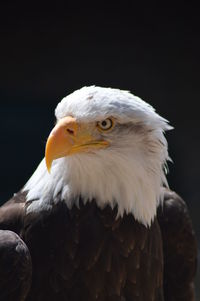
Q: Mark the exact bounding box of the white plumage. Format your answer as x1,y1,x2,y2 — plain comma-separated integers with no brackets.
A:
24,86,172,226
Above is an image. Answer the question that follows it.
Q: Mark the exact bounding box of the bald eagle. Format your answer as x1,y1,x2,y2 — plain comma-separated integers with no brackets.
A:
0,86,197,301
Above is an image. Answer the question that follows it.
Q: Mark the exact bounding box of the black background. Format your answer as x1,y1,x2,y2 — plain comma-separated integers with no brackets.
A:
0,1,199,296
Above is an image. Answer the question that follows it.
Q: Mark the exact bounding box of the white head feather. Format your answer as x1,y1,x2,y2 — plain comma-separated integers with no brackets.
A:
24,86,172,227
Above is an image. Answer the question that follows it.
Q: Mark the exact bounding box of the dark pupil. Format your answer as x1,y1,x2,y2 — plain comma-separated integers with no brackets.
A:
102,120,108,127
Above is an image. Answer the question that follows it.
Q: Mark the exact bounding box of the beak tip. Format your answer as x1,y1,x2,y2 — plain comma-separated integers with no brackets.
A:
45,158,52,174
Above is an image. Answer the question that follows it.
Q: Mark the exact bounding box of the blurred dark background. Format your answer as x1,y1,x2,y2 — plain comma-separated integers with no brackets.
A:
0,1,199,297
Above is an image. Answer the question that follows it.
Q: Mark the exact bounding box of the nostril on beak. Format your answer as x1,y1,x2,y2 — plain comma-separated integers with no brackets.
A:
66,128,75,135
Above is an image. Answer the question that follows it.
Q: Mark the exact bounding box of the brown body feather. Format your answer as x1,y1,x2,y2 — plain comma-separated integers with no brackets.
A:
0,189,197,301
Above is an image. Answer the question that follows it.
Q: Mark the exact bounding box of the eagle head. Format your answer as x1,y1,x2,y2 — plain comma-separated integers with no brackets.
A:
25,86,172,227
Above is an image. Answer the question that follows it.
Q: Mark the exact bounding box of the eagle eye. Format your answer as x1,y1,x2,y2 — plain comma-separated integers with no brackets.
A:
97,118,114,131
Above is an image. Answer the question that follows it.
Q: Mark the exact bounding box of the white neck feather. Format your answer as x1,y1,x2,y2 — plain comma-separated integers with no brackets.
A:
24,130,169,227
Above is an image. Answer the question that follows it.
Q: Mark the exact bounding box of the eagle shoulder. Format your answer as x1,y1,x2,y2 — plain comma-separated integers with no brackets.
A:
0,229,32,301
0,191,26,235
158,189,197,300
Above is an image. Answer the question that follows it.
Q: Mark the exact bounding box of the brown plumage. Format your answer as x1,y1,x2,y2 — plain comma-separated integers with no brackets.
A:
157,190,197,300
0,229,32,301
0,189,197,301
0,87,197,300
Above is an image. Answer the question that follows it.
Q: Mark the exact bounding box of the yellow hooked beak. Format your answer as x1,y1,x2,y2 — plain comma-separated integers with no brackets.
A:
45,116,109,172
